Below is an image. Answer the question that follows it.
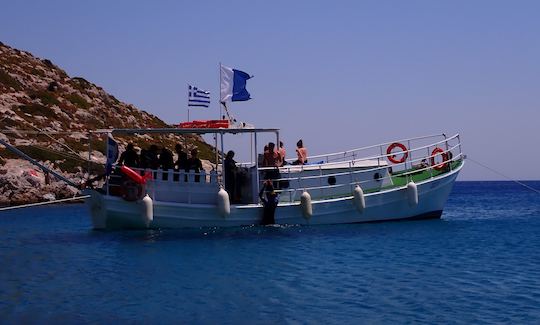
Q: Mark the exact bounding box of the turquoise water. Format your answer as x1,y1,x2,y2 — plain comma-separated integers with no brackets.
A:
1,181,540,324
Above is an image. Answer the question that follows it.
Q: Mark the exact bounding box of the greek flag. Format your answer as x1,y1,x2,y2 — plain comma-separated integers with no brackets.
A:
188,85,210,108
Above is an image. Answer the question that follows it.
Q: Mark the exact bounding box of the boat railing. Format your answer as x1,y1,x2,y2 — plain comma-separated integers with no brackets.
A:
295,133,451,165
275,151,464,202
257,134,463,202
254,134,459,171
273,143,462,184
106,166,221,203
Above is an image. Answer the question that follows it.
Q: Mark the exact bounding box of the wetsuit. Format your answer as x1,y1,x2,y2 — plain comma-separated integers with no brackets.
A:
118,149,139,168
259,184,279,225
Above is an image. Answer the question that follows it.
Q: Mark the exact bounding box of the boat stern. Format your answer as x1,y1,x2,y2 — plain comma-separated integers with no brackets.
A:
84,189,108,230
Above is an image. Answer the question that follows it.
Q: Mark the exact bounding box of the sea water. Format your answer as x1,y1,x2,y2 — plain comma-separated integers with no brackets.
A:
1,181,540,324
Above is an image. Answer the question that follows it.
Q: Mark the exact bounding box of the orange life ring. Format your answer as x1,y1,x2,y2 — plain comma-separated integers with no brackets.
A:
430,147,449,171
386,142,409,164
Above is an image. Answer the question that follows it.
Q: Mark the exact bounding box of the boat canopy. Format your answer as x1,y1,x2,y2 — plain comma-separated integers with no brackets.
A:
91,127,280,135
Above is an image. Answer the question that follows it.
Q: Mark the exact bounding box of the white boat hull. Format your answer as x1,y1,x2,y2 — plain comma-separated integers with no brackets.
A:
86,163,462,230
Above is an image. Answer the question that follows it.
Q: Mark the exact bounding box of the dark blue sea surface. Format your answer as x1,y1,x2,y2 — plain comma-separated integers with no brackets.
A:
1,181,540,324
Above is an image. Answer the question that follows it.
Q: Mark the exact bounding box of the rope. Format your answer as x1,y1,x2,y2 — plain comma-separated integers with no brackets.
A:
31,124,83,158
467,157,540,195
0,195,90,212
0,130,87,135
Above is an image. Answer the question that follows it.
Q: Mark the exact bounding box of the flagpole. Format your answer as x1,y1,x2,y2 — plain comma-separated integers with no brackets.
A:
216,63,220,170
219,62,222,120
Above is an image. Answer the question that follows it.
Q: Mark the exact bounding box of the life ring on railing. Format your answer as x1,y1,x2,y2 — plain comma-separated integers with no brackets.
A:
430,147,449,171
121,179,143,201
386,142,409,164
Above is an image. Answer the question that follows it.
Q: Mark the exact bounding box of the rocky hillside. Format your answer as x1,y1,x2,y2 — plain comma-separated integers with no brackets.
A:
0,41,215,207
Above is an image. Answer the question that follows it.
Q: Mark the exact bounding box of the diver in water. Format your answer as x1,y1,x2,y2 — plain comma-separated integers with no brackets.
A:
259,180,279,225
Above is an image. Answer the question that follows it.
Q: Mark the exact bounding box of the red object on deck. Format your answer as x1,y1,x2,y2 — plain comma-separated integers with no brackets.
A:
120,165,146,184
178,119,229,129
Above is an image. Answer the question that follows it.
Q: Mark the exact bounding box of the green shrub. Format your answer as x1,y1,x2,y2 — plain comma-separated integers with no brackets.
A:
71,77,92,91
18,103,56,118
0,69,22,91
42,59,55,68
67,93,90,109
30,67,46,78
0,145,104,174
29,90,60,106
192,138,216,161
92,138,107,155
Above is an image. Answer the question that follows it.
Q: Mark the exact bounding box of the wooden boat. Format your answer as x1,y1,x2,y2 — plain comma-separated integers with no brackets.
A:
85,128,464,229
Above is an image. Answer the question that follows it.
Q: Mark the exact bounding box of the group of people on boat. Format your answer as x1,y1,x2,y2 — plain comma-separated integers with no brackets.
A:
261,139,308,167
118,143,203,181
221,139,308,206
224,150,278,224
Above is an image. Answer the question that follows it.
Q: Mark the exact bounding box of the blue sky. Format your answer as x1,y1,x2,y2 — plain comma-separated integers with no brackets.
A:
2,1,539,180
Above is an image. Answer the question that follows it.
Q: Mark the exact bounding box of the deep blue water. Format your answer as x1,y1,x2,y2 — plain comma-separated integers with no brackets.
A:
1,181,540,324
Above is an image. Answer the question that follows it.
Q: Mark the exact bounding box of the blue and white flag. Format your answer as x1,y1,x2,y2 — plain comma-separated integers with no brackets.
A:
188,85,211,108
105,134,119,175
220,65,252,103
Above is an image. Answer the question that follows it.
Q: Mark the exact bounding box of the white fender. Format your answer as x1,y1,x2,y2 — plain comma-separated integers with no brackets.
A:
300,190,312,219
407,181,418,207
217,187,230,217
353,185,365,213
141,194,153,227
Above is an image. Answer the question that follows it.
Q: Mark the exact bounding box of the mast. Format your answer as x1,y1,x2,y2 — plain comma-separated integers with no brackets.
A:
219,62,222,120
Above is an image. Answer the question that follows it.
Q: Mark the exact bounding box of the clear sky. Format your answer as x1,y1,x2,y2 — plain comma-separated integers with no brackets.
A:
2,0,539,180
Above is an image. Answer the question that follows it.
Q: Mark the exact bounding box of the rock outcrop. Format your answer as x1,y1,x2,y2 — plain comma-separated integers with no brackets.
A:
0,42,215,207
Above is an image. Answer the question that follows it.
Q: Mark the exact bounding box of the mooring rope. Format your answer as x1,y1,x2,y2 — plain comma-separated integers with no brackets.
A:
0,195,91,212
467,157,540,195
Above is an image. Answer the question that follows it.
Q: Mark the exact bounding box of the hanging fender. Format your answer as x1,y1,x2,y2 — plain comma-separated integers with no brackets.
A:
300,190,313,219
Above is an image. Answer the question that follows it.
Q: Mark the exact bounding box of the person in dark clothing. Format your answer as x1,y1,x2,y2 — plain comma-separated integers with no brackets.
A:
174,144,188,182
147,145,160,170
174,144,188,171
187,148,203,182
259,180,279,225
224,150,237,202
118,143,139,168
159,147,174,180
139,148,148,169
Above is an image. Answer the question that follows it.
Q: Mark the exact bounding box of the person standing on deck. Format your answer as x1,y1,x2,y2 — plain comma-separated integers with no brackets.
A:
224,150,238,202
147,145,160,170
278,141,286,166
262,142,281,187
159,147,174,180
174,144,188,171
187,148,203,182
174,143,188,182
118,143,139,168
